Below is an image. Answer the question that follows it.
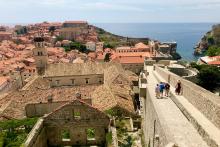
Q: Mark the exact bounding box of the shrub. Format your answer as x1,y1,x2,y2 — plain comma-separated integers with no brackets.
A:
0,118,38,147
171,52,182,60
106,132,112,143
206,46,220,57
197,65,220,91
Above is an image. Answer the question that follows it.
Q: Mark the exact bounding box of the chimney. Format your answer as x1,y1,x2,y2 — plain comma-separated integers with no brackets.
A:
75,92,81,99
47,95,53,103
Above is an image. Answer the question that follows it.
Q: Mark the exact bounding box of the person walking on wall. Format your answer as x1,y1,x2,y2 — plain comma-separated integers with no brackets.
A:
165,83,170,97
159,82,165,98
175,80,182,95
155,84,160,98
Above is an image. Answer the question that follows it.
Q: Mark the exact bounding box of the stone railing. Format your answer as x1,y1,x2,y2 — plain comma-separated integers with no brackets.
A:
155,65,220,130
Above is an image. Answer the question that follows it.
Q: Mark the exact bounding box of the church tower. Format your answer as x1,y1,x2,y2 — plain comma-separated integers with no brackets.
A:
33,36,48,75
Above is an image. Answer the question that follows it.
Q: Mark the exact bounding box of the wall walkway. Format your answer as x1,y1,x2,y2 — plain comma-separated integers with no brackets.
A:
142,66,208,147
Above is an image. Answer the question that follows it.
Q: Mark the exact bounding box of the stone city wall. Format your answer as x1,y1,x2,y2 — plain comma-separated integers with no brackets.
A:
155,65,220,130
142,87,168,147
24,118,47,147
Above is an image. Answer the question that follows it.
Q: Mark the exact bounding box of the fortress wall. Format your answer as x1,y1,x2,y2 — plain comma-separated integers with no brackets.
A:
155,65,220,130
24,119,47,147
142,87,169,147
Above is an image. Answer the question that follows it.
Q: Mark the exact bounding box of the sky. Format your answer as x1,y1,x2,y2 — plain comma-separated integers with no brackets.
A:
0,0,220,23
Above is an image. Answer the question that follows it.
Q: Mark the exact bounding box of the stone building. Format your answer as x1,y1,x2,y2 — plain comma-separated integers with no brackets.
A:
24,99,110,147
44,62,105,87
0,32,12,42
86,41,96,51
63,21,88,28
159,42,177,54
59,27,87,41
86,41,104,51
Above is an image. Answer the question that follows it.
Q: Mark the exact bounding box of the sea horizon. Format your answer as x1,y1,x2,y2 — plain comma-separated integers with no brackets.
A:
94,23,215,61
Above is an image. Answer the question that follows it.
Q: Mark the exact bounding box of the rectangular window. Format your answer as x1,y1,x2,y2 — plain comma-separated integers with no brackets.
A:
85,78,89,84
99,78,102,84
73,110,81,119
87,128,95,140
61,130,70,142
71,79,75,85
38,52,43,56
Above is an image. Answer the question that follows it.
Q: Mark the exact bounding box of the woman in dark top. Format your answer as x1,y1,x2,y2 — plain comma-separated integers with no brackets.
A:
175,80,182,95
165,83,170,97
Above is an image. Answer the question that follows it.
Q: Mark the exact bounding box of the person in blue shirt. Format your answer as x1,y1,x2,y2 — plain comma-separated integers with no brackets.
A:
159,82,165,97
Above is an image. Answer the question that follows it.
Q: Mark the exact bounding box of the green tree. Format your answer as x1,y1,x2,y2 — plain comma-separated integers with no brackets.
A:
104,53,111,62
197,65,220,91
207,36,215,45
49,26,56,32
206,46,220,57
122,136,133,147
104,43,114,49
49,26,56,36
0,118,38,147
69,41,87,53
56,36,64,42
171,52,182,60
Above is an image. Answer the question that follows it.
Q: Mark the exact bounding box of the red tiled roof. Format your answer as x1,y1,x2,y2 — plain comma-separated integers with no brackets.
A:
208,61,220,65
212,56,220,59
115,52,151,57
135,42,150,49
0,76,10,85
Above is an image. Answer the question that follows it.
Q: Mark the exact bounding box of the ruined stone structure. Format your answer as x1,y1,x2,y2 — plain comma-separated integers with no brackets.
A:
24,99,110,147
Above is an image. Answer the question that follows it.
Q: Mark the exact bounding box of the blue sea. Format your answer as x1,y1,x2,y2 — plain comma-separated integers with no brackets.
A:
94,23,214,61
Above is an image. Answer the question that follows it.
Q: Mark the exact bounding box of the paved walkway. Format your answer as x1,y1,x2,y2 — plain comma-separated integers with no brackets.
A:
144,66,208,147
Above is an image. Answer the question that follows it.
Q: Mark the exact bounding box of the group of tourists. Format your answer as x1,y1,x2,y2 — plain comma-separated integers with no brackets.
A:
155,80,182,98
155,82,170,98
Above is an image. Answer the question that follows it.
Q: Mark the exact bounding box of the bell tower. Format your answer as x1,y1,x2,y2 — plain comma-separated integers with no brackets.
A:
33,36,48,75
